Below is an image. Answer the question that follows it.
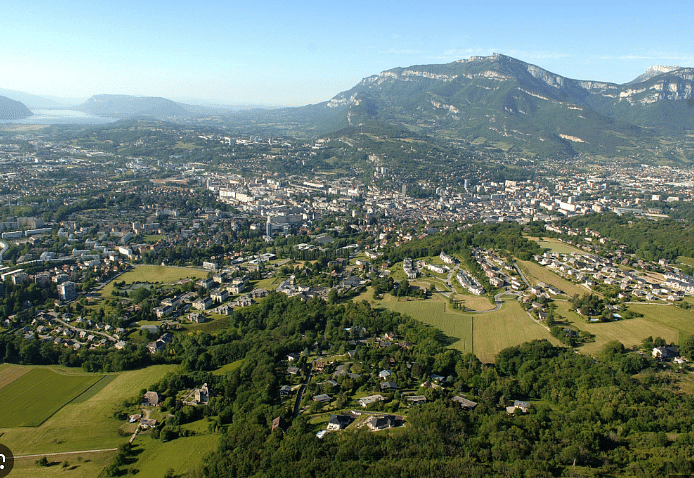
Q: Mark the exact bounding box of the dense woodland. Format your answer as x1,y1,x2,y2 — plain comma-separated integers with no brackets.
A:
93,293,694,477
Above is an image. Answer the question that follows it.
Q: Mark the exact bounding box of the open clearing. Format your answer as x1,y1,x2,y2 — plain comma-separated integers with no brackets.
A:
516,260,594,298
11,450,116,478
129,433,219,477
366,292,559,363
554,301,693,355
213,358,244,376
0,367,103,427
0,364,177,455
533,238,585,255
100,265,209,298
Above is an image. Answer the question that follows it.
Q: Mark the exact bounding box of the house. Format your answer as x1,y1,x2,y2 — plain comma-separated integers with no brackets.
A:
506,400,530,414
287,366,300,375
652,346,679,360
280,385,294,397
380,381,398,391
403,395,427,405
378,370,392,380
358,394,385,408
452,395,478,410
327,414,353,431
366,414,398,431
194,383,211,404
272,416,287,432
143,391,161,406
313,393,331,403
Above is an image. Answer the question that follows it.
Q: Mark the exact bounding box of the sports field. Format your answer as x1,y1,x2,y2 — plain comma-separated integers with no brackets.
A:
0,367,103,427
0,364,177,455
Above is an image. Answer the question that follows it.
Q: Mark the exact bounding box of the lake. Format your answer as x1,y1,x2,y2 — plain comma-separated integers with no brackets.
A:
0,109,117,125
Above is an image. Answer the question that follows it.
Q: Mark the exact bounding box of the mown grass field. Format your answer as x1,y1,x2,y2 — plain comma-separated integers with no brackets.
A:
363,292,559,363
99,265,209,298
516,260,593,298
12,450,116,478
0,364,177,455
471,299,561,363
554,301,690,355
534,238,584,255
129,433,220,477
0,367,103,427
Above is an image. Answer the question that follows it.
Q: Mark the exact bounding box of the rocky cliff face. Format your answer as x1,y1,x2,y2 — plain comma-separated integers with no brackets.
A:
0,95,33,120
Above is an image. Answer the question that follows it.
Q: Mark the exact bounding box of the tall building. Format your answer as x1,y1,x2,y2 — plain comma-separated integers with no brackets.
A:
58,281,77,302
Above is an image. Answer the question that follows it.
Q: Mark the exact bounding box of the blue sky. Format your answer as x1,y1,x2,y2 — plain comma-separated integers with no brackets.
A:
1,0,693,106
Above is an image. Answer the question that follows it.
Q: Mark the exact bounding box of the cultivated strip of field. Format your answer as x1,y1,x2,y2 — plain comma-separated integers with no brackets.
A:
11,449,116,478
516,259,594,298
213,359,244,376
0,364,177,455
0,368,103,427
0,363,32,388
535,239,585,255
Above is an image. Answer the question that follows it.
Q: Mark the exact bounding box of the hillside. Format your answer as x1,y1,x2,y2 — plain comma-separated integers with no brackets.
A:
219,54,694,161
78,94,192,120
0,95,33,120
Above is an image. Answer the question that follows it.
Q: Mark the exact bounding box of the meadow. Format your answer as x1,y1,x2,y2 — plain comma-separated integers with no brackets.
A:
213,358,244,376
554,300,694,355
0,367,103,427
128,432,220,477
99,265,209,298
368,293,559,363
516,260,593,298
0,364,177,455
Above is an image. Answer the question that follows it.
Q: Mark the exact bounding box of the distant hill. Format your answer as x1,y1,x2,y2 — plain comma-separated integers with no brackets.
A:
220,54,694,160
0,88,78,108
0,95,33,120
78,94,192,119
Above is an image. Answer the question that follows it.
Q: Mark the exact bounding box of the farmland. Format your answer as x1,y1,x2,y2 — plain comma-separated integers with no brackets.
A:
0,367,103,427
99,264,209,298
0,364,177,455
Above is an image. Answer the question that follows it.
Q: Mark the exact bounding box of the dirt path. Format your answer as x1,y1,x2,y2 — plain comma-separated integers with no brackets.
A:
15,448,117,459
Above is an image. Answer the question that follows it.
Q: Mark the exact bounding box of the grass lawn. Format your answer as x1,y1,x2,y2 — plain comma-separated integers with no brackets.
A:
0,367,103,427
100,265,209,298
129,433,219,477
534,239,584,255
12,450,116,478
143,234,165,243
213,359,244,376
677,256,694,267
516,260,594,298
554,301,690,355
0,364,177,455
184,314,231,334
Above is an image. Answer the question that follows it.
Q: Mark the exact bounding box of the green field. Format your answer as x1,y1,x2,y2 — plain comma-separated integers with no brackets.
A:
213,359,244,376
367,293,559,363
0,364,177,455
129,433,219,477
100,265,209,298
677,256,694,267
554,301,694,355
143,234,165,243
534,239,584,255
12,450,116,478
0,368,103,427
516,260,594,298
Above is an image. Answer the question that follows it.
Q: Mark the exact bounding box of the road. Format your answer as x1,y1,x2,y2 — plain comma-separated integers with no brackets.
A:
293,361,314,418
53,317,117,342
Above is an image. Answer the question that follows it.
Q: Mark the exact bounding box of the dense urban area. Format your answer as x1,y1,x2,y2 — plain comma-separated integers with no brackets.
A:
4,120,694,477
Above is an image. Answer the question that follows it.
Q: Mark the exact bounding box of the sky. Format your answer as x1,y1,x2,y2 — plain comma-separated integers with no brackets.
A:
1,0,693,107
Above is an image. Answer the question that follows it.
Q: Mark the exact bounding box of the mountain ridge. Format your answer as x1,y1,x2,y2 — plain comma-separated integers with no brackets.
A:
0,95,33,120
